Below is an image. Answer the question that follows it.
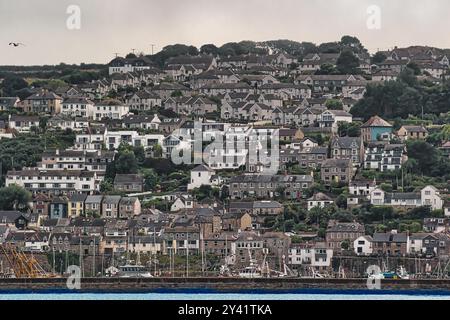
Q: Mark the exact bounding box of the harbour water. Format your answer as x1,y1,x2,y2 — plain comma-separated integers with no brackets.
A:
1,291,450,300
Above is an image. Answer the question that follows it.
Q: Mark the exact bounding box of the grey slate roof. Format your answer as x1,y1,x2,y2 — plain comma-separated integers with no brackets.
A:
372,232,408,243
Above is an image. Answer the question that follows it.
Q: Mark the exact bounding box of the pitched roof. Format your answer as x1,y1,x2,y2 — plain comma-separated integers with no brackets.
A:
321,158,352,168
332,136,362,149
401,125,428,133
327,222,364,233
114,174,143,184
191,164,214,173
0,211,28,223
361,116,392,128
308,193,333,202
372,232,408,243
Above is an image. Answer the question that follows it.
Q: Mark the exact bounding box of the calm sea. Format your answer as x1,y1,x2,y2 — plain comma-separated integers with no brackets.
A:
1,291,450,300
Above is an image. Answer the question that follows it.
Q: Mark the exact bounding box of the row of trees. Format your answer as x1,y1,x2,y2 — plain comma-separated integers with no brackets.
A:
0,129,76,186
266,200,443,239
351,67,450,120
146,36,368,67
102,142,191,194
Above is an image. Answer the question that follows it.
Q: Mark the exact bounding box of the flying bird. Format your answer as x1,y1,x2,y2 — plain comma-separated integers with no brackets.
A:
9,42,25,47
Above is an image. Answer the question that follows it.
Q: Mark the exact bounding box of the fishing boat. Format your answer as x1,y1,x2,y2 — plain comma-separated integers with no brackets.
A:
238,265,263,278
368,266,410,280
238,247,263,278
117,264,153,278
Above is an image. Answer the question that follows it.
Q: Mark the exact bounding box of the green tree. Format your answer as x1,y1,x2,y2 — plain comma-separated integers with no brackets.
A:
171,90,183,98
372,52,387,64
0,185,31,210
338,122,361,137
406,62,421,75
341,239,350,250
100,179,113,193
325,99,344,110
336,50,360,74
0,75,28,96
380,183,393,192
153,144,163,158
115,150,138,174
406,140,439,176
200,44,219,55
316,63,337,75
399,67,418,87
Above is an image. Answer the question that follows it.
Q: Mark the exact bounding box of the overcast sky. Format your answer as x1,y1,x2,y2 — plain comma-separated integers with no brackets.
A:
0,0,449,65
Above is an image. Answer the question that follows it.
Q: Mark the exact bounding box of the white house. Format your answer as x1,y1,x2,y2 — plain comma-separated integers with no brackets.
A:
288,245,333,270
421,186,444,211
171,195,195,212
349,179,377,198
6,169,99,195
444,202,450,217
370,185,443,211
126,90,162,111
162,134,192,159
92,100,130,121
354,235,373,256
318,110,353,131
61,97,95,118
73,127,107,151
8,115,40,133
108,56,152,75
307,193,334,211
187,165,217,190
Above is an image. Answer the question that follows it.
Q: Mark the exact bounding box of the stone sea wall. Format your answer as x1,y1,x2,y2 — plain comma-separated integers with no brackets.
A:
0,277,449,293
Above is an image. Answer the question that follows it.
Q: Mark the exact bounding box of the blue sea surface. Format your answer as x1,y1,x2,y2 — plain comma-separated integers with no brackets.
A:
1,290,450,300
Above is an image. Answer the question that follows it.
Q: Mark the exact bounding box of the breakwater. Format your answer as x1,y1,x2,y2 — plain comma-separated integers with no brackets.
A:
0,277,449,293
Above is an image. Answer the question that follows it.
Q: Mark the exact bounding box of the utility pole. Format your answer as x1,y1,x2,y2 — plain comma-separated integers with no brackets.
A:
114,52,120,58
131,48,136,54
150,44,155,56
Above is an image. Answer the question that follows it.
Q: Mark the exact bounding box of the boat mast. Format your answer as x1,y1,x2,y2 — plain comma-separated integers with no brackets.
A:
186,232,189,277
126,235,130,263
79,237,83,278
92,236,96,277
169,247,172,277
200,226,205,276
137,239,141,265
153,227,156,275
52,247,55,274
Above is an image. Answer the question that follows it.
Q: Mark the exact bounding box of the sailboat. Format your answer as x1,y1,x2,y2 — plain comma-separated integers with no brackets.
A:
238,247,263,278
117,240,152,278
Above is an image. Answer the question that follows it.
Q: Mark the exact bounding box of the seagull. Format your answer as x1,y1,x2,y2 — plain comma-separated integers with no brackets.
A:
9,42,25,47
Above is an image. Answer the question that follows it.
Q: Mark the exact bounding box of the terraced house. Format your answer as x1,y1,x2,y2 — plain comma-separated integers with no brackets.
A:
229,174,314,199
18,90,63,114
320,159,354,186
330,136,364,167
6,169,99,195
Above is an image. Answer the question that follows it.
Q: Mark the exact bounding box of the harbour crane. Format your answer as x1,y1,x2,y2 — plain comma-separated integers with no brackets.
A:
0,244,51,278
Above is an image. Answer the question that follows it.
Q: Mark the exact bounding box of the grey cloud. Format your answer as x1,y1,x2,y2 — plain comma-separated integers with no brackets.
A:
0,0,449,65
